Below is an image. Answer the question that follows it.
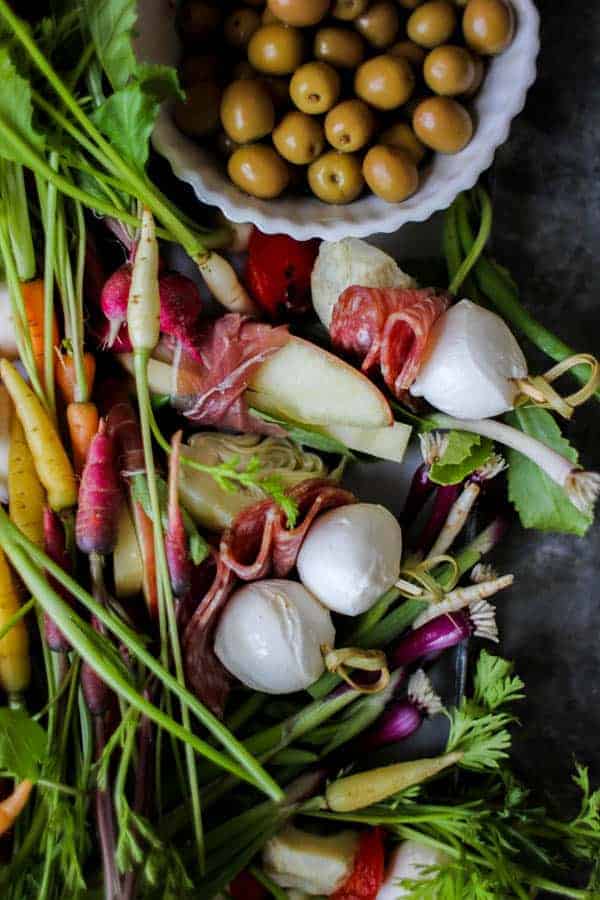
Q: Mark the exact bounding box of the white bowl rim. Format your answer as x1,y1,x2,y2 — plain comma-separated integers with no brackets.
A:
137,0,540,241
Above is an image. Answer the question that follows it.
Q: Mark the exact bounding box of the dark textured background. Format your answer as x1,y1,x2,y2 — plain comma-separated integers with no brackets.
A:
489,0,599,802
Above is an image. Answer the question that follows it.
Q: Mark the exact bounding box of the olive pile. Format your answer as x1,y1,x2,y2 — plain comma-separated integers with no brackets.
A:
175,0,516,204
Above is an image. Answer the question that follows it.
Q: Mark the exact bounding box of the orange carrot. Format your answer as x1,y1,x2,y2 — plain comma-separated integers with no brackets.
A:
66,402,99,476
0,779,33,836
55,351,96,406
132,500,158,618
21,280,59,387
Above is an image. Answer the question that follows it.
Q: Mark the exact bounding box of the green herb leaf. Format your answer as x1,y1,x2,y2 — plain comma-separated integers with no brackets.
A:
250,408,355,458
505,407,592,535
82,0,138,90
0,47,44,163
473,651,525,712
91,64,182,174
0,708,47,781
429,430,494,485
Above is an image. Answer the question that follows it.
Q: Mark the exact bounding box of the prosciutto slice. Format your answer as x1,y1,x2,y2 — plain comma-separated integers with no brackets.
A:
330,286,451,396
183,478,355,716
173,314,289,434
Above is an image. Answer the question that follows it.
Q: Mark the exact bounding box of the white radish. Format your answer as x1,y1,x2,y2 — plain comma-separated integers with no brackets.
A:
376,840,450,900
410,300,528,419
193,251,258,316
0,384,12,502
434,413,600,515
0,282,18,359
311,238,416,329
214,579,335,694
411,574,514,630
297,503,403,616
127,208,161,353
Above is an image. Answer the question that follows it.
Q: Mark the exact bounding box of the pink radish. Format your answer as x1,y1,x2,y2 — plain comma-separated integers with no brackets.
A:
158,271,203,348
96,319,133,354
100,263,132,348
76,419,122,556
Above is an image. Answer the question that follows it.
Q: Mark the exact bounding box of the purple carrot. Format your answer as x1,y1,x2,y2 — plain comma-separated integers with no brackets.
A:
106,402,146,478
93,715,121,900
361,669,443,751
76,419,122,556
401,432,449,527
165,431,192,596
42,508,73,653
81,623,113,716
390,599,498,669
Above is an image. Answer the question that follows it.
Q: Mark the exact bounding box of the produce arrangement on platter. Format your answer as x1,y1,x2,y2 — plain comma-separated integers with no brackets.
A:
0,3,598,900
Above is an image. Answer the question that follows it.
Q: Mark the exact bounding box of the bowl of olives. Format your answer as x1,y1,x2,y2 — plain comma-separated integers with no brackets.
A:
136,0,539,240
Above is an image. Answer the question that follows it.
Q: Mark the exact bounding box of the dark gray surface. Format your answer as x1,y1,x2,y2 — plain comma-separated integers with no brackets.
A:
490,0,599,801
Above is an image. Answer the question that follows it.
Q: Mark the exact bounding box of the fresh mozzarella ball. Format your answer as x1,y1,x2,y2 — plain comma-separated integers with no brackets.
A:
311,238,416,329
377,840,450,900
297,503,402,616
214,579,334,694
410,299,528,419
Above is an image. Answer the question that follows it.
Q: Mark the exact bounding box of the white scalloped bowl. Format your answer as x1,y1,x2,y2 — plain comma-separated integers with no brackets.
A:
136,0,539,241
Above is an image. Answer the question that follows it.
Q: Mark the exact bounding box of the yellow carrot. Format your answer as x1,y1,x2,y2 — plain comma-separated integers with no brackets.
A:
0,545,30,696
0,359,76,511
8,413,45,546
0,779,33,836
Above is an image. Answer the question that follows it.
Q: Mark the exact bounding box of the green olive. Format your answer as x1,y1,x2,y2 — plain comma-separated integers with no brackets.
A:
463,0,515,55
262,6,280,22
173,81,222,137
308,151,364,203
463,53,485,95
180,54,220,85
379,121,426,163
331,0,369,21
389,40,427,67
355,2,400,49
314,26,365,68
412,95,473,152
224,7,261,48
267,0,329,27
220,79,275,142
354,54,415,111
248,24,304,75
178,2,221,43
324,99,376,152
406,1,457,48
363,145,419,202
424,44,476,94
228,144,290,198
290,61,341,114
273,110,325,163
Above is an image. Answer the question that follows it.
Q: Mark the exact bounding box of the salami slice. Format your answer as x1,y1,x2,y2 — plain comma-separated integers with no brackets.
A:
330,286,451,396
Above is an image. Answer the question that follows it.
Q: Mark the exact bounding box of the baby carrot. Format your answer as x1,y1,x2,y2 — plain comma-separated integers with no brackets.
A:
21,279,59,389
0,545,30,696
0,359,77,511
0,779,33,836
8,413,45,547
55,350,96,406
66,401,99,477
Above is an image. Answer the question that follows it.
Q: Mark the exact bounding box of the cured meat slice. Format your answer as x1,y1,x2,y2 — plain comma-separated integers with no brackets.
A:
380,292,451,393
183,478,355,716
173,314,289,434
330,286,451,396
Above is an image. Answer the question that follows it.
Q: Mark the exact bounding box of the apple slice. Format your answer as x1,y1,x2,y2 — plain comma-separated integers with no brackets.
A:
248,337,392,428
323,422,411,464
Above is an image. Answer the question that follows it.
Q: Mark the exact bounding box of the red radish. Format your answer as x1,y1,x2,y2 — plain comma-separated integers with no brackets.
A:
43,508,72,653
165,431,192,597
106,402,145,477
100,263,132,348
76,419,122,556
159,271,203,348
245,228,320,318
331,827,385,900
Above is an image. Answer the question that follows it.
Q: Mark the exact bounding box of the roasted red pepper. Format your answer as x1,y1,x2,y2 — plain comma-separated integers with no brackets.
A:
331,828,386,900
245,227,320,318
229,868,267,900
